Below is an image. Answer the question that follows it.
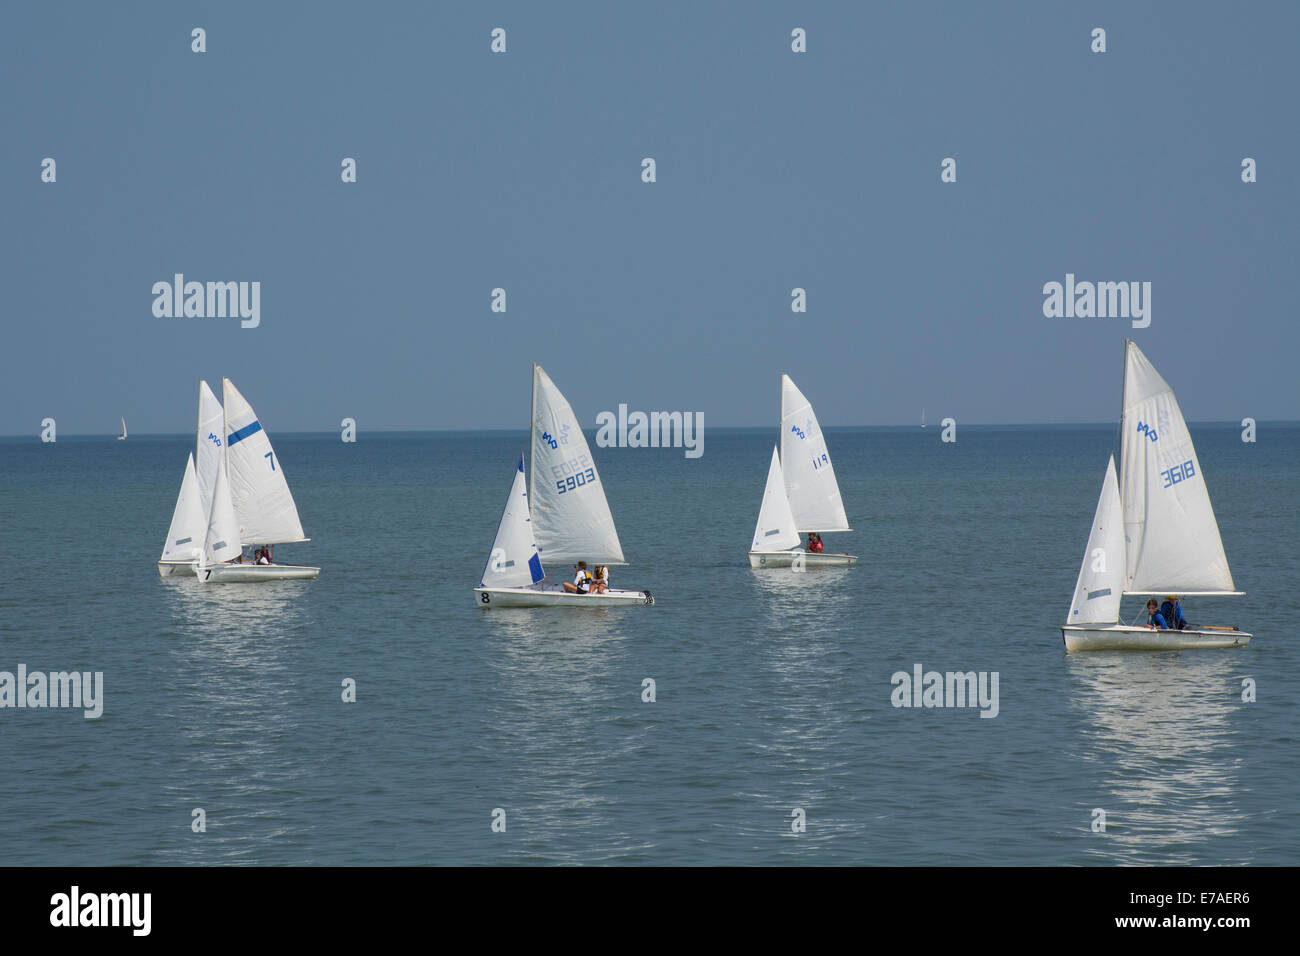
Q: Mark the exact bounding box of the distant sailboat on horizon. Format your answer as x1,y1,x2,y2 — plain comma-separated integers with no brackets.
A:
1061,340,1250,651
921,408,926,429
117,417,127,440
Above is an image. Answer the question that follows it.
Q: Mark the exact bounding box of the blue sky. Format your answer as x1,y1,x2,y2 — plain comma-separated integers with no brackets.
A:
3,2,1297,434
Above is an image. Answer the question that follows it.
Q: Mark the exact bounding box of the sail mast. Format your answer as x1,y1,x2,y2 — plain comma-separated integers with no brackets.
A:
528,363,537,499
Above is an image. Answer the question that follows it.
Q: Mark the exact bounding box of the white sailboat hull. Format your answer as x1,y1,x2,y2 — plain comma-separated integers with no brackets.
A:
1061,625,1251,652
158,560,197,578
475,586,653,608
196,563,320,584
748,550,857,568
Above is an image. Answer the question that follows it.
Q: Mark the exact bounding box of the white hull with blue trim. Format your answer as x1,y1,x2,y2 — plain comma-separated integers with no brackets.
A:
1062,342,1249,652
748,379,857,569
184,379,316,585
474,365,653,610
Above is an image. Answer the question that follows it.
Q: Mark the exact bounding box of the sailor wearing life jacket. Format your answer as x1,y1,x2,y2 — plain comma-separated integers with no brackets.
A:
1160,596,1189,630
1145,599,1170,630
563,561,593,594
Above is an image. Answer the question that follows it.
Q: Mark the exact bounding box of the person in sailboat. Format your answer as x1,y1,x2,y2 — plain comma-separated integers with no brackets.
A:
562,561,593,594
1160,595,1189,630
1145,599,1170,630
806,533,824,554
591,565,609,594
255,547,271,565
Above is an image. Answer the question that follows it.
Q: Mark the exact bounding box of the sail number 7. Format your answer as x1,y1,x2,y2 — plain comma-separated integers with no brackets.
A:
1161,459,1194,488
265,451,276,471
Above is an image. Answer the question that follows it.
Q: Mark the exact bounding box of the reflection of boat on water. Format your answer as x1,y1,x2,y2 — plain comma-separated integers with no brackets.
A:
162,572,304,647
1066,653,1247,861
1062,341,1250,651
749,564,854,604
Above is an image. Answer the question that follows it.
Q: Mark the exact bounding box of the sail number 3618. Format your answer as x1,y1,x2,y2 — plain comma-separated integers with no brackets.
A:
1161,459,1194,488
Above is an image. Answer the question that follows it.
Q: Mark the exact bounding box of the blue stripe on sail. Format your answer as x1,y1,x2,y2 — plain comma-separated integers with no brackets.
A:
227,421,263,446
517,455,526,473
1087,588,1112,600
528,553,544,583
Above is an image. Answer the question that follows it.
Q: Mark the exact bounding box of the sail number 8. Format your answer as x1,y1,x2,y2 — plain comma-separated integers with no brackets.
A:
1161,459,1194,488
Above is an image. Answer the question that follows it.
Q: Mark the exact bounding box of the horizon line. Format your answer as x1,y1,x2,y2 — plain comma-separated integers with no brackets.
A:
4,418,1294,440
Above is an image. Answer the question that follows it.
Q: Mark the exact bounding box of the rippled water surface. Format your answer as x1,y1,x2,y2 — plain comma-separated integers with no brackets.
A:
0,425,1295,864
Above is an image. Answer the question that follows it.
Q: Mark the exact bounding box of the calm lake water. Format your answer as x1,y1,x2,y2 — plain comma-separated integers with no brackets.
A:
1,424,1295,864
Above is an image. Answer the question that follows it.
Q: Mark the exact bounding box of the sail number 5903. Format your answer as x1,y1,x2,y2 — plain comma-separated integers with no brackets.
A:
556,467,597,494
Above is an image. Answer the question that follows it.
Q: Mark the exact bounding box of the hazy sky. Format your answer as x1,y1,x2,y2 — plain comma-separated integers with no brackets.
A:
3,2,1297,435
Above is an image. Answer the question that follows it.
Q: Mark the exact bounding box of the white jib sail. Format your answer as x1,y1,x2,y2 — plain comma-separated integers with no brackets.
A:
779,374,851,532
1119,341,1234,594
120,417,127,439
203,455,242,565
752,446,801,552
195,379,224,514
481,455,546,588
222,378,307,546
529,364,626,565
160,453,205,563
1067,456,1125,625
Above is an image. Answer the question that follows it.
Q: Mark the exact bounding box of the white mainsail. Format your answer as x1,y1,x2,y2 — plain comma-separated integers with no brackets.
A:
195,380,224,513
202,454,242,565
529,364,626,565
481,455,546,588
1119,341,1235,594
159,453,205,564
222,378,307,546
119,417,127,439
779,374,850,532
1067,456,1125,624
752,446,801,551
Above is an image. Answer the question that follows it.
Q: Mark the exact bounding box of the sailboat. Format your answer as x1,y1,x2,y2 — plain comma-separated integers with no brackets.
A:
921,408,926,429
749,375,857,568
117,417,127,440
474,364,653,607
158,381,225,576
1061,341,1250,651
195,378,319,583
